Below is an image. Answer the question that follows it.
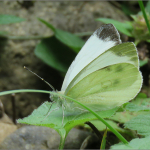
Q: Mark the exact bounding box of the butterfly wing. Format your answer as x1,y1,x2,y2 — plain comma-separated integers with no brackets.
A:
65,42,140,94
66,62,142,111
61,24,121,91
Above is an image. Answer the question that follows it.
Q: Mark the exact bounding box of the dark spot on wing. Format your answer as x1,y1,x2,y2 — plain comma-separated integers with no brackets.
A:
130,56,137,62
116,52,123,57
115,65,124,72
113,79,120,85
95,24,121,44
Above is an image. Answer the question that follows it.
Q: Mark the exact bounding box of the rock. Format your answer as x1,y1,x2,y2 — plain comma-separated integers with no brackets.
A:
0,125,99,149
0,122,17,144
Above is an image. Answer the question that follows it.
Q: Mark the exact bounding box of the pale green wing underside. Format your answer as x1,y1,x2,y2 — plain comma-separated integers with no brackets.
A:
65,42,139,94
66,63,142,111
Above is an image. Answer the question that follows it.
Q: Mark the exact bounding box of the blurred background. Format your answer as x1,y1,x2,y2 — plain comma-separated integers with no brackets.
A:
0,1,149,146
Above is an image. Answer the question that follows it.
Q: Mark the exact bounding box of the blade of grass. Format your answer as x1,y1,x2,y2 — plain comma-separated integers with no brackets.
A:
100,127,107,150
138,1,150,34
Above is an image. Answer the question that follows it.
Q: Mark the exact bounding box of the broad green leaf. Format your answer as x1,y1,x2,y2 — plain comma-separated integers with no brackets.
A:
96,18,133,37
38,18,85,52
112,98,150,123
0,14,25,24
140,59,148,67
136,93,147,98
18,101,118,141
111,136,150,149
125,114,150,137
35,36,76,72
125,103,150,112
125,98,150,112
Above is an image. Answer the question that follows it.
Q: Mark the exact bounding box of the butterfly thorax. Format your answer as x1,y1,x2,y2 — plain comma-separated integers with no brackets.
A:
50,91,66,107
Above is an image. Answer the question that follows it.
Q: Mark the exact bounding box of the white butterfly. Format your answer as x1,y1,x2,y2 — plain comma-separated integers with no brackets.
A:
42,24,142,124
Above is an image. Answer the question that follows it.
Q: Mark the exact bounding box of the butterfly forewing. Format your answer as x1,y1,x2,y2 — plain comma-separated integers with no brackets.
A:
61,24,121,92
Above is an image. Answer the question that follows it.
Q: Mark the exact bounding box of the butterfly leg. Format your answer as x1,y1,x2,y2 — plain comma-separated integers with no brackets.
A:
41,106,60,122
61,104,65,126
44,101,56,116
73,107,87,112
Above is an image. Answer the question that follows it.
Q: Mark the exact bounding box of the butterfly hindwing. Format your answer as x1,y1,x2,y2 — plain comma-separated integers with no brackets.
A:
66,63,142,111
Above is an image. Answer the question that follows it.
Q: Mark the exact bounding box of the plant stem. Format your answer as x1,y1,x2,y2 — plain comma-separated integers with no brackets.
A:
85,121,102,139
58,129,67,150
138,1,150,34
0,89,51,96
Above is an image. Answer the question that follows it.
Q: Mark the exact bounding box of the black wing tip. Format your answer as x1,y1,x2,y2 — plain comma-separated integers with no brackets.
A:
95,24,121,44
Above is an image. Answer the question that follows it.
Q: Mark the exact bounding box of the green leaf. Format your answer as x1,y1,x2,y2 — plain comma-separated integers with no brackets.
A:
140,59,148,67
111,136,150,149
125,114,150,137
0,14,25,24
126,98,150,112
35,36,76,72
18,101,118,149
136,93,147,98
18,101,118,132
125,103,150,112
112,97,150,123
96,18,133,37
38,18,55,31
38,18,85,53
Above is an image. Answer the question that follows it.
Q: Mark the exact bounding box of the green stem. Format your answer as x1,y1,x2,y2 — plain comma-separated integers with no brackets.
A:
138,1,150,34
0,89,51,96
0,89,128,144
58,129,67,150
134,39,140,46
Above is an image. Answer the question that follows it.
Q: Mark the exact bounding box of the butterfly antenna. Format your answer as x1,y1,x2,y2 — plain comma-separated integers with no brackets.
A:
24,66,55,91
